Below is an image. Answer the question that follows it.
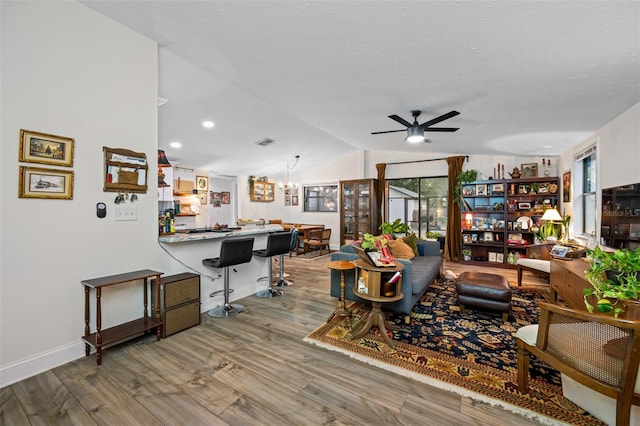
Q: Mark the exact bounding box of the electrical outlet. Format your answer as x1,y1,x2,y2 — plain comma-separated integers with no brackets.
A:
115,205,137,221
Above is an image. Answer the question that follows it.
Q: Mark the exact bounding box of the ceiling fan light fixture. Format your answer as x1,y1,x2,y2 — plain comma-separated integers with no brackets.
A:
405,126,425,143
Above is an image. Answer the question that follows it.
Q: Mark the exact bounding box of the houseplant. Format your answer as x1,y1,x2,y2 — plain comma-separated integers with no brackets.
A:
454,169,479,205
462,248,472,261
379,219,410,236
583,246,640,317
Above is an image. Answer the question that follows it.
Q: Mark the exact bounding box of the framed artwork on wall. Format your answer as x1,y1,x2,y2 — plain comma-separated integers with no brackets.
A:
563,170,571,202
19,166,74,199
19,129,74,167
221,191,230,204
521,163,538,178
196,175,209,192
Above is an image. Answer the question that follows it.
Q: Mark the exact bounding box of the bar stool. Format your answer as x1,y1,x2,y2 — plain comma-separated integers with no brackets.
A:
203,237,254,317
252,231,292,297
275,228,298,287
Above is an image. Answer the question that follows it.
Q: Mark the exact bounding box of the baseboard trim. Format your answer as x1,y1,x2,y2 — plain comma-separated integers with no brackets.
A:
0,341,85,387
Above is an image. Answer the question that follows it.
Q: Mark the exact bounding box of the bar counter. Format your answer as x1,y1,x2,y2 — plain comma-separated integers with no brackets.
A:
158,224,284,313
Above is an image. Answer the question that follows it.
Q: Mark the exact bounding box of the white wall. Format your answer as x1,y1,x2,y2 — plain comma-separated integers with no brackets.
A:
0,1,164,385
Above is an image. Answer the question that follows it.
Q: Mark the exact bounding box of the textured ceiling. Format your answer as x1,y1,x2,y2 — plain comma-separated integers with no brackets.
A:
81,1,640,177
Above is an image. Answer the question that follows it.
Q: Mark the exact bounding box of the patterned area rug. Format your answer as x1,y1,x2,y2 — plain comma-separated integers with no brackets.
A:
304,277,604,426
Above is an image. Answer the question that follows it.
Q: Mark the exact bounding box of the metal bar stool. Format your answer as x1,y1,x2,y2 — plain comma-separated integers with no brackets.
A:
252,231,292,297
275,228,298,287
203,237,254,317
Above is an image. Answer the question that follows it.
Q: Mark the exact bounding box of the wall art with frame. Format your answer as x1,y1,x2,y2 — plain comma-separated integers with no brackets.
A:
221,191,230,204
521,163,538,178
19,166,74,199
563,170,571,202
19,129,74,167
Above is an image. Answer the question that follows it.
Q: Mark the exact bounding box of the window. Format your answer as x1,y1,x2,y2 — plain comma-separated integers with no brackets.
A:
573,144,597,236
303,185,338,212
386,176,448,238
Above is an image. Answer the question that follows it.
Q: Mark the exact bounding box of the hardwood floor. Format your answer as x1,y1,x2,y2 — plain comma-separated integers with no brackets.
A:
1,255,553,425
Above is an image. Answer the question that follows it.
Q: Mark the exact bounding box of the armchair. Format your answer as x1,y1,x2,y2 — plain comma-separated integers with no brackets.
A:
303,229,331,255
516,243,552,286
517,302,640,425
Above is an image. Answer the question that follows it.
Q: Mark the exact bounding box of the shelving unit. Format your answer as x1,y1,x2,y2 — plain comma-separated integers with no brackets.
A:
601,183,640,249
461,177,559,268
339,179,378,246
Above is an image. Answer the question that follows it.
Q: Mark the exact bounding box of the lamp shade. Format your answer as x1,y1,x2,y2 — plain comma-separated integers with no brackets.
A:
541,208,562,222
405,126,425,143
157,150,172,167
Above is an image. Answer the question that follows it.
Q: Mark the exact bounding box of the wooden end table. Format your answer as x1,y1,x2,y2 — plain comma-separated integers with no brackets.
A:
326,260,356,325
349,260,404,349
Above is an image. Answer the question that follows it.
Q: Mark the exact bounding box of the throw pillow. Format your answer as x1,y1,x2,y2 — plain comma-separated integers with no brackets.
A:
389,238,415,259
403,233,419,256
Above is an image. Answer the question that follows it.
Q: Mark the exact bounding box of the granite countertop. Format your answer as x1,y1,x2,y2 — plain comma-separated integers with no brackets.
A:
159,224,284,243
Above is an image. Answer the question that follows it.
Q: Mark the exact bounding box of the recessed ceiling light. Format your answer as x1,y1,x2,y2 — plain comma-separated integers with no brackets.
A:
202,121,215,128
170,141,182,148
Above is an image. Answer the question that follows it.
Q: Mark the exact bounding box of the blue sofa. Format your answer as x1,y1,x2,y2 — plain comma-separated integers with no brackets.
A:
329,240,443,316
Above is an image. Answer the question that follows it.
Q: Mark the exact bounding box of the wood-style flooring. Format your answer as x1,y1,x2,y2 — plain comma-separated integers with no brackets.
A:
1,255,552,425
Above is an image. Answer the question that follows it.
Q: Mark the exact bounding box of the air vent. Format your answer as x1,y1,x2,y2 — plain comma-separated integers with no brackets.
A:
255,138,275,147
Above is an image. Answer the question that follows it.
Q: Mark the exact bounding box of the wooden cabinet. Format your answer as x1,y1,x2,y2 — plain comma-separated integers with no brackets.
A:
549,259,590,310
461,177,559,268
601,183,640,249
152,273,200,337
340,179,378,245
250,180,275,202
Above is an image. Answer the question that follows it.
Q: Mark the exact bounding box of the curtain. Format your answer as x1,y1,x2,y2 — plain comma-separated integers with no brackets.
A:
375,163,386,228
445,156,466,261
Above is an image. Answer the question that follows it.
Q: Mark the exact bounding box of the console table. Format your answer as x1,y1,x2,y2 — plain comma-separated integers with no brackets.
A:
82,269,163,365
349,260,404,348
549,258,590,310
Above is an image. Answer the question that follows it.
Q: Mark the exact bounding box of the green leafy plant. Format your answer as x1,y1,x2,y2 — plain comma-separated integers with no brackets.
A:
462,248,472,260
361,233,378,251
583,246,640,317
380,219,410,235
454,169,479,205
424,231,442,239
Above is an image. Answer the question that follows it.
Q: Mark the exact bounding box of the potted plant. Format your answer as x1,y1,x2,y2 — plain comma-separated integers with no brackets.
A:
454,169,479,205
583,246,640,317
462,248,472,261
380,219,410,236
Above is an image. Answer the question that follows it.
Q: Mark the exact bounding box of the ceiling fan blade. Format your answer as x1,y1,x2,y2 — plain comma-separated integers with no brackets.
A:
423,127,459,132
388,114,412,127
371,129,406,135
419,110,460,128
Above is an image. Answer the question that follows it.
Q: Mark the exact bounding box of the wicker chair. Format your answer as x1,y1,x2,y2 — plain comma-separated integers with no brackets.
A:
517,302,640,425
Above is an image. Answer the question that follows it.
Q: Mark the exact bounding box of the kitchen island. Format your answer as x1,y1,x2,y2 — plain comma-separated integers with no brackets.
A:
159,224,284,313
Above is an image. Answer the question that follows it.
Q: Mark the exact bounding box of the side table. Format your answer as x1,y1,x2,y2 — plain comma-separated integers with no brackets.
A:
326,260,356,325
349,260,404,348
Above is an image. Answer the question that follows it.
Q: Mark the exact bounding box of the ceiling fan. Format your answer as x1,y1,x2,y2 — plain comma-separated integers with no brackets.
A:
371,110,460,143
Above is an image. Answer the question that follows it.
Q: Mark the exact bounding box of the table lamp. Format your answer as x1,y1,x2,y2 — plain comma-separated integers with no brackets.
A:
541,208,563,241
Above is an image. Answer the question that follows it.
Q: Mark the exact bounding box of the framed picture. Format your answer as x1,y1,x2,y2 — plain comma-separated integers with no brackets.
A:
292,194,299,206
517,202,531,210
496,253,504,263
488,252,497,262
476,184,487,196
471,234,478,242
508,233,523,241
198,190,208,205
491,183,504,194
211,192,221,207
563,170,571,202
484,232,493,241
463,234,471,243
19,166,73,199
462,186,475,196
196,175,209,191
521,163,538,178
538,183,549,193
518,184,528,194
19,129,74,167
221,191,230,204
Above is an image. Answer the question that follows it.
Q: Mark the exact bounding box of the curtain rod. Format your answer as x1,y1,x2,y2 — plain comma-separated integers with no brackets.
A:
385,155,468,166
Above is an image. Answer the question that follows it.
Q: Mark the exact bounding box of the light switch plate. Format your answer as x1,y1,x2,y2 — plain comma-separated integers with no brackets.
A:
115,205,137,221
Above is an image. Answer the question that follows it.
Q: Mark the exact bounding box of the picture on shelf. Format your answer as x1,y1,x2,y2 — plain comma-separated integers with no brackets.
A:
471,234,478,242
463,186,475,196
491,183,504,194
497,253,504,263
538,183,549,193
518,184,529,194
488,252,497,262
476,184,487,196
517,202,531,210
521,163,538,177
484,232,493,241
463,234,471,243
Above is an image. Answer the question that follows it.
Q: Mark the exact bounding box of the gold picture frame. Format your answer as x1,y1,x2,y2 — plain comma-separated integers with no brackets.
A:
19,166,74,199
521,162,538,178
19,129,74,167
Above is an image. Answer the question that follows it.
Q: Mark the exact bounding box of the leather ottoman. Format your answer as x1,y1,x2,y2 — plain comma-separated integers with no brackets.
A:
456,271,512,321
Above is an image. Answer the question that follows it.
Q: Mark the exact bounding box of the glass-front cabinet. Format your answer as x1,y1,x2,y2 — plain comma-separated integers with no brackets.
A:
340,179,378,245
601,183,640,249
